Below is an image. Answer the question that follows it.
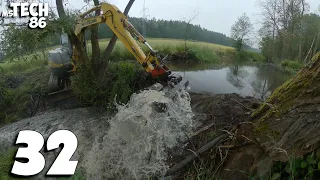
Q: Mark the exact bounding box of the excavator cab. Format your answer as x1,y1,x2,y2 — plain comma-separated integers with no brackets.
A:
47,33,73,91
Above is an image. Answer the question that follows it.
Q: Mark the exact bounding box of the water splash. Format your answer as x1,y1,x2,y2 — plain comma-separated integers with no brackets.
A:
103,85,194,179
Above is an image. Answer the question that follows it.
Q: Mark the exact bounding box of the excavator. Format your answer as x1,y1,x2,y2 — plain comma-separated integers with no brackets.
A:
48,2,187,95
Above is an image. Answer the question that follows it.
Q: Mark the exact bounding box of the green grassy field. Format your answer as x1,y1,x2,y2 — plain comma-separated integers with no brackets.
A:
0,53,48,74
0,38,264,74
96,38,233,52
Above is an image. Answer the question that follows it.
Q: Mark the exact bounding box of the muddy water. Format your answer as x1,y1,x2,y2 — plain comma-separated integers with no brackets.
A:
173,64,292,100
0,87,195,180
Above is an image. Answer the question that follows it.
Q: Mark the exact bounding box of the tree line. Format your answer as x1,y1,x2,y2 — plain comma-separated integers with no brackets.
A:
96,17,237,47
258,0,320,62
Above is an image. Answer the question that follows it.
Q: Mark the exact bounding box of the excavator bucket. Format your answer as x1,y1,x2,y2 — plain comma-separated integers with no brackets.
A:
149,73,190,99
166,74,189,91
169,77,190,92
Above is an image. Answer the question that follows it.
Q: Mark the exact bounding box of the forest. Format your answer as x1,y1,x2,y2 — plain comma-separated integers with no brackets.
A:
259,0,320,63
97,17,237,47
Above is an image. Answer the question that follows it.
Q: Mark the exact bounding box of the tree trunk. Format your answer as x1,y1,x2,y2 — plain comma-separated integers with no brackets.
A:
304,34,318,62
97,0,135,82
101,0,135,61
90,0,101,73
222,52,320,179
56,0,66,18
253,52,320,156
55,0,89,63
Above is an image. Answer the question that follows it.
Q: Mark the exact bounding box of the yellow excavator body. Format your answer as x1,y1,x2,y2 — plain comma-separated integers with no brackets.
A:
48,2,185,93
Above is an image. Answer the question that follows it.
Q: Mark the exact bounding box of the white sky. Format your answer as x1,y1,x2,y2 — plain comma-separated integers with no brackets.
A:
66,0,320,37
0,0,319,45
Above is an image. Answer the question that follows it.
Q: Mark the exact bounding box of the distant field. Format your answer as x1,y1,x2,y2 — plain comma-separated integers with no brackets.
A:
91,38,234,53
89,38,238,63
0,38,264,74
0,53,48,74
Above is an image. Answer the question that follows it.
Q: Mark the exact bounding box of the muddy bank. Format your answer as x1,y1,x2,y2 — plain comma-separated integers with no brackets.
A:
0,92,260,179
168,93,260,179
190,93,260,129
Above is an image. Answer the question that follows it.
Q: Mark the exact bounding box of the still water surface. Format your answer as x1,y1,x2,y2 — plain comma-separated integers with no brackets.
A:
173,64,292,99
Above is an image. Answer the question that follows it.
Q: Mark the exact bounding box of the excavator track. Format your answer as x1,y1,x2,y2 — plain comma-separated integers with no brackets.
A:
47,89,74,103
47,72,74,103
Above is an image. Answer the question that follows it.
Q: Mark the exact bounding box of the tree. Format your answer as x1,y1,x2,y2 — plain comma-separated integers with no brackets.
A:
231,13,253,51
98,0,135,81
258,0,311,61
0,0,136,81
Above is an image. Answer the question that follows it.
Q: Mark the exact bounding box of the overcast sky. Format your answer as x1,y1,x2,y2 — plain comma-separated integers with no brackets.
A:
67,0,320,38
0,0,319,45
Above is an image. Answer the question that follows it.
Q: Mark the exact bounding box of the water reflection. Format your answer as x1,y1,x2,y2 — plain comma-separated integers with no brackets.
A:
173,64,292,99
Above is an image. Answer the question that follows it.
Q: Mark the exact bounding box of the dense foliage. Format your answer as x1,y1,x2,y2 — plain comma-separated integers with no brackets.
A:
258,0,320,63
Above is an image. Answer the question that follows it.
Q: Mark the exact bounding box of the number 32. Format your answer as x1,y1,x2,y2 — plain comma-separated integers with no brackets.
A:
11,130,78,176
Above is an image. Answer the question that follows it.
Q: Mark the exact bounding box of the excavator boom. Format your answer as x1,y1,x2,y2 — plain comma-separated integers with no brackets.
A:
48,2,188,96
74,3,171,78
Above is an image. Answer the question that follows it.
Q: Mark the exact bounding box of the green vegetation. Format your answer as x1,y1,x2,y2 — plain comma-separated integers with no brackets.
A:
0,53,48,74
280,60,304,73
88,38,264,64
0,38,265,124
71,61,154,108
271,149,320,179
0,67,49,125
0,148,17,180
259,3,320,65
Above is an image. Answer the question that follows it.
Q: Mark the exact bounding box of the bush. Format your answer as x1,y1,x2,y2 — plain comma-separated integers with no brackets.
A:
245,51,266,62
0,83,15,124
71,61,154,108
0,54,48,74
271,149,320,179
281,60,304,73
170,45,219,63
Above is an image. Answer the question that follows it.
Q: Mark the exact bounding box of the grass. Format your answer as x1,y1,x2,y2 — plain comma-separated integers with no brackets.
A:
271,149,320,180
87,38,265,64
0,148,17,180
0,53,48,74
0,38,265,74
279,60,304,73
0,68,50,125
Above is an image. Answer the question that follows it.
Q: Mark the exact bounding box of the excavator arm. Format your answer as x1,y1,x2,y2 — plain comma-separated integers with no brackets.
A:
73,3,171,79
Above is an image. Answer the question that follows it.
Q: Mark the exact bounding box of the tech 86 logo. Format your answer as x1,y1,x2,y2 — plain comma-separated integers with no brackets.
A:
1,1,48,29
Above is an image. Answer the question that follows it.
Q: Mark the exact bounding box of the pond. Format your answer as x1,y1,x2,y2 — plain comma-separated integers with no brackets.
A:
171,64,293,100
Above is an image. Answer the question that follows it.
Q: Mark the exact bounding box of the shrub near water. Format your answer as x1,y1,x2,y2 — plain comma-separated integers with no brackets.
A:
72,62,153,107
281,60,304,73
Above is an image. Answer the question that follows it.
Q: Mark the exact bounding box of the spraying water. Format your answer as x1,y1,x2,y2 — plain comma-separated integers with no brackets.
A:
85,84,194,179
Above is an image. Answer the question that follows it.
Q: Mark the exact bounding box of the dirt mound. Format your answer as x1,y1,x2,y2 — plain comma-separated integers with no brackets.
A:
191,93,260,128
168,93,261,179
